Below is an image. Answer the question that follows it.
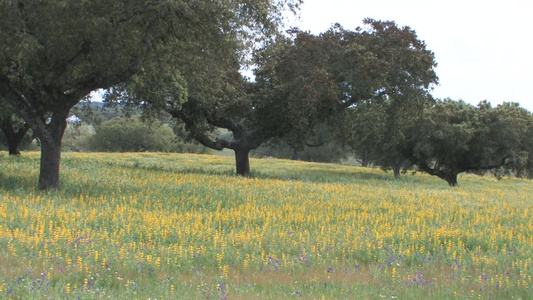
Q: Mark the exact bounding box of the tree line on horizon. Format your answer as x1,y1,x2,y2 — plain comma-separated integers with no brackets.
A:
1,0,532,189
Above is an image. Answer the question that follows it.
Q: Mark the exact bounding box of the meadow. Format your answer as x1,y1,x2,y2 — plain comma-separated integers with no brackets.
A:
0,151,531,299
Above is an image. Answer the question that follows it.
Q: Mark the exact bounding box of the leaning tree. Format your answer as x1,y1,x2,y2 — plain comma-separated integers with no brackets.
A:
0,0,300,189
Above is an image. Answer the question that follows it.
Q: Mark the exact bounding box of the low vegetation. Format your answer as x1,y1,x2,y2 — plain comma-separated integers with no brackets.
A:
0,152,531,299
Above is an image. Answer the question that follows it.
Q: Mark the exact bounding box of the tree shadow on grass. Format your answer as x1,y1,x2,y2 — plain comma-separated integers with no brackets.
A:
0,173,38,194
105,159,369,182
110,157,401,185
0,152,39,193
94,157,423,187
246,158,400,184
0,155,432,200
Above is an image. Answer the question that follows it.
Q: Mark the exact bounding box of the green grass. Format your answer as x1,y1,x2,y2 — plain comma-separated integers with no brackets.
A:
0,151,531,299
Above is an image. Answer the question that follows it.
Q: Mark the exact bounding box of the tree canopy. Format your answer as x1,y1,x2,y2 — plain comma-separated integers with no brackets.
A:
401,100,532,186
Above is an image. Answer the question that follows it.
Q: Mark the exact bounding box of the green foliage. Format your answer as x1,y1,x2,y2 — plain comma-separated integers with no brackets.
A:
341,101,386,167
87,116,209,154
343,97,533,185
342,99,419,178
252,137,348,163
331,19,437,178
170,121,212,154
253,20,438,159
61,123,95,152
88,116,175,152
479,102,533,179
403,100,533,185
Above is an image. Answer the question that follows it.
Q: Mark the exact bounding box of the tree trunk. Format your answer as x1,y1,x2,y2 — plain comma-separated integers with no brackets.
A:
8,127,29,155
442,172,458,187
358,151,372,167
39,135,63,190
360,158,370,168
37,114,68,190
234,147,251,177
1,120,30,156
393,165,401,180
292,149,299,161
416,163,461,187
8,142,21,156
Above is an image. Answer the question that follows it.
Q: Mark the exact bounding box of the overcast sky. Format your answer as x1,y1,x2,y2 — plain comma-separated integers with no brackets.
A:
288,0,533,112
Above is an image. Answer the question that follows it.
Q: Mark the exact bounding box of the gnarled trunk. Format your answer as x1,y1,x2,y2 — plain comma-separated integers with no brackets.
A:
416,163,461,187
234,147,251,177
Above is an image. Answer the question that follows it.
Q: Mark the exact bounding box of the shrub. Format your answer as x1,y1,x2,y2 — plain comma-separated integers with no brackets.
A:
89,116,179,152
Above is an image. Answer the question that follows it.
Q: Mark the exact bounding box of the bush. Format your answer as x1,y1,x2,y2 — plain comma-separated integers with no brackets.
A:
62,123,96,152
89,116,178,152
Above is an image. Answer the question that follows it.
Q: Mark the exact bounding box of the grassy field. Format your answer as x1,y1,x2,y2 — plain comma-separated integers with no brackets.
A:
0,151,531,299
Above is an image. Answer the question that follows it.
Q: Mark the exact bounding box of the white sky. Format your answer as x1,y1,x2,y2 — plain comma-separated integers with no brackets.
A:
289,0,533,112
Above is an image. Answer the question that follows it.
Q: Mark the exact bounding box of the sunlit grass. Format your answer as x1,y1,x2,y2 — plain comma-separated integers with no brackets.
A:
0,151,531,299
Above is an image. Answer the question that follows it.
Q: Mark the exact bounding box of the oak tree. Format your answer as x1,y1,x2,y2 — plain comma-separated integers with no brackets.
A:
402,100,531,186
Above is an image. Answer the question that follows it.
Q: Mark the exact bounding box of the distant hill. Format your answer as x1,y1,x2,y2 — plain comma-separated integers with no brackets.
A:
70,101,141,124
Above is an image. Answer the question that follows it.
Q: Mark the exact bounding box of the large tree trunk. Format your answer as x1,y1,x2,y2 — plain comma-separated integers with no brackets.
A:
39,135,63,190
37,113,68,190
234,147,251,177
